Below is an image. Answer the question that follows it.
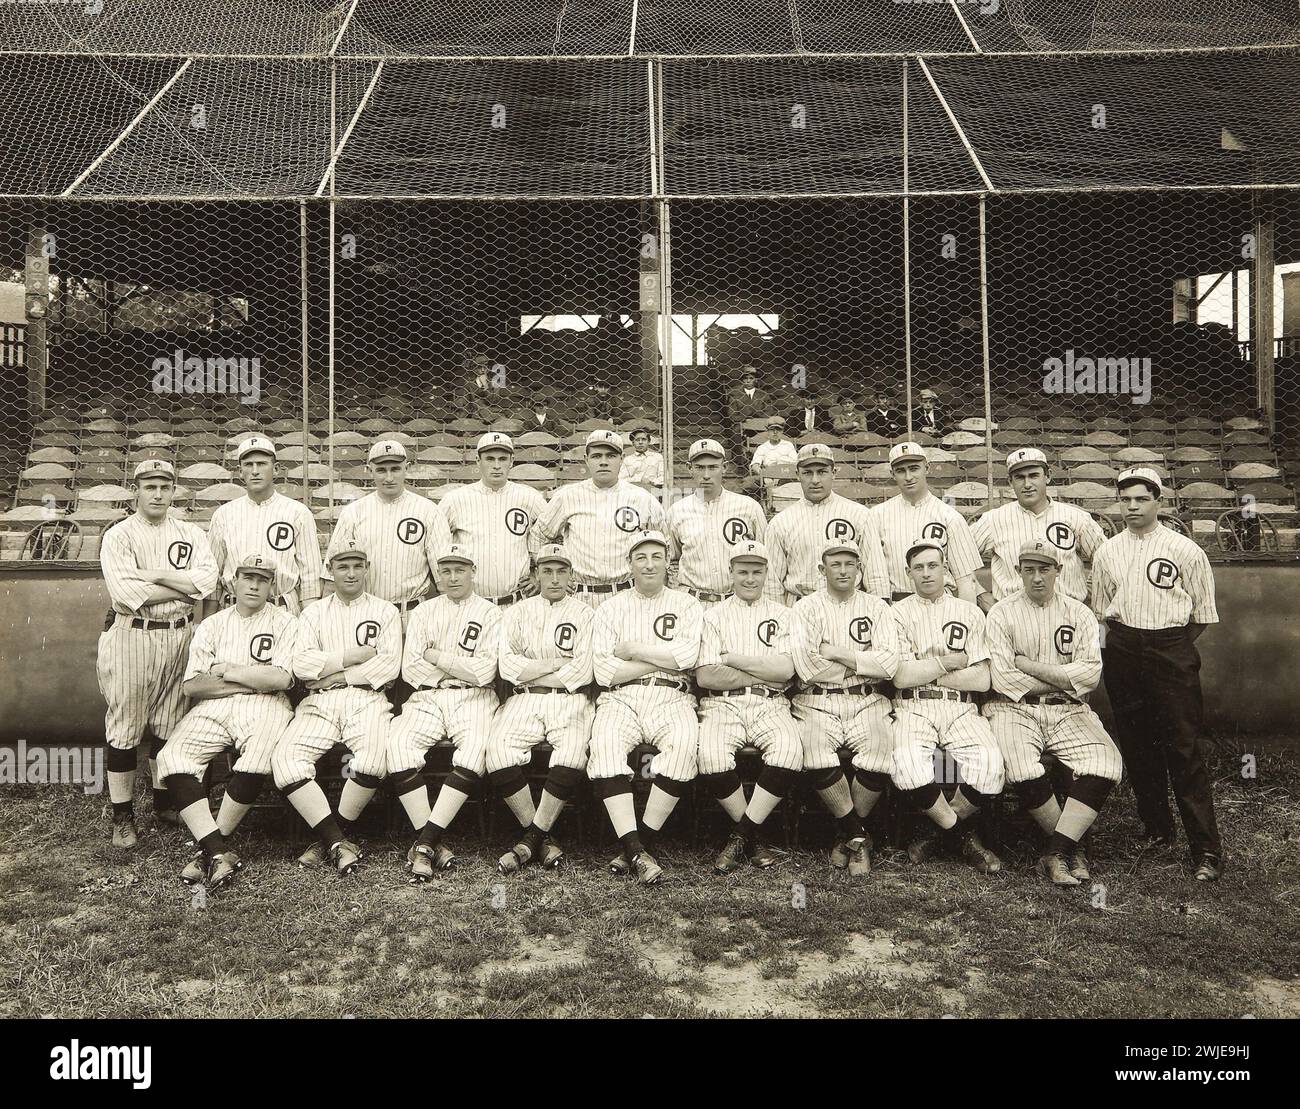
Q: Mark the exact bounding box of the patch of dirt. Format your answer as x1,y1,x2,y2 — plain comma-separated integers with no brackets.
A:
1251,976,1300,1017
471,935,586,981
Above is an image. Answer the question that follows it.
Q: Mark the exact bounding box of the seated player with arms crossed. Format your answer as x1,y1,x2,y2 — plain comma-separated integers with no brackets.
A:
696,540,802,874
890,539,1005,873
158,555,297,888
488,544,595,875
790,543,900,878
984,540,1123,887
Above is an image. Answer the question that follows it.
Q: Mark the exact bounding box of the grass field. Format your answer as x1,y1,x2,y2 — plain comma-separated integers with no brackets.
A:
2,745,1299,1019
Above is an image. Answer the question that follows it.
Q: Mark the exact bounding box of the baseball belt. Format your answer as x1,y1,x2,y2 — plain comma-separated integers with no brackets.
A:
682,586,731,603
619,676,690,694
486,586,530,606
574,579,632,594
512,685,571,695
898,688,973,704
112,611,194,632
799,682,878,697
709,685,786,699
1015,692,1078,706
432,681,475,690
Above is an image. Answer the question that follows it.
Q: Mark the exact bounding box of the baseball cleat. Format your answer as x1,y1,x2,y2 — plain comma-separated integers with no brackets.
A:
112,816,139,849
608,851,631,876
180,850,206,885
750,837,776,869
1038,852,1080,887
154,808,182,829
829,839,850,869
406,845,435,884
538,835,565,869
632,851,663,886
846,835,872,878
297,841,326,868
961,831,1003,874
714,832,748,875
1068,849,1091,882
207,851,243,889
498,840,535,875
1193,855,1223,882
329,839,361,875
906,824,943,865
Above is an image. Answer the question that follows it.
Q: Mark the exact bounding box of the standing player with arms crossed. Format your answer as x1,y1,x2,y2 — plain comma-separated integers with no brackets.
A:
394,546,503,882
1091,467,1222,881
765,444,889,605
984,541,1123,886
589,532,703,884
208,436,322,615
666,438,767,607
696,540,802,873
98,459,218,847
537,429,668,608
971,447,1106,612
440,433,546,608
890,539,1005,873
158,555,297,887
488,544,594,874
271,544,401,875
790,544,900,877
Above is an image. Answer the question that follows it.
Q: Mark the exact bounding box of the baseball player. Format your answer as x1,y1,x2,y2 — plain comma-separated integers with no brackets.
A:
872,442,982,602
789,543,900,877
764,444,889,605
985,540,1123,886
666,438,767,607
98,458,218,848
589,532,703,884
622,428,665,489
158,555,297,887
393,546,503,882
890,539,1005,873
324,439,451,626
440,432,546,607
487,544,595,874
208,436,322,615
536,429,668,608
1091,467,1222,881
972,447,1107,611
696,540,802,873
271,543,401,875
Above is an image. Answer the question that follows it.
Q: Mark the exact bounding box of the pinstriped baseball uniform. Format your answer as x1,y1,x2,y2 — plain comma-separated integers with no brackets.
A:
208,491,323,615
97,513,219,750
697,595,801,774
588,585,702,781
156,604,298,781
764,493,890,603
971,499,1106,601
536,480,669,603
270,592,401,786
1090,525,1219,630
324,490,451,613
440,480,546,601
388,594,502,776
486,594,595,774
789,589,899,773
889,593,1004,794
983,592,1122,784
667,489,767,603
871,491,983,596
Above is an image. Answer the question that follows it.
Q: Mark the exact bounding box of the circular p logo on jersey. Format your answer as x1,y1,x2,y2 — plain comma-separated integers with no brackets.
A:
825,518,854,542
942,621,969,651
397,517,425,545
1054,624,1076,655
921,522,948,545
1147,558,1179,589
167,540,192,569
849,616,873,645
250,633,274,662
722,517,751,544
554,622,577,653
757,618,778,647
653,613,678,640
614,506,642,533
267,522,295,551
505,508,530,537
355,620,380,647
1046,522,1076,551
459,621,483,652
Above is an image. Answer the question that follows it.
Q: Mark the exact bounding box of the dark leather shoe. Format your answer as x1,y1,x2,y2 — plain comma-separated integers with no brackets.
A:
749,837,777,869
714,832,748,874
906,824,944,865
1193,855,1223,882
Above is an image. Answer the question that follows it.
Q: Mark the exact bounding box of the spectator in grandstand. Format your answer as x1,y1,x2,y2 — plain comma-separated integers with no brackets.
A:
514,396,573,439
831,394,867,436
912,387,946,437
725,365,774,460
449,355,508,422
784,387,836,438
864,388,903,439
622,429,665,490
580,382,618,424
750,417,799,476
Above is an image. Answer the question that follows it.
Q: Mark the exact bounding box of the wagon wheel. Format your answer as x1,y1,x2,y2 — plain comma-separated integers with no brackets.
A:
21,518,81,560
1090,511,1118,539
1215,509,1278,554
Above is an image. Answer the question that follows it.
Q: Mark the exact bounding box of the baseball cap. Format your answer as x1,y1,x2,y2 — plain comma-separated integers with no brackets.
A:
905,538,945,566
1006,447,1049,475
821,542,860,561
584,429,623,455
1018,539,1061,568
476,432,514,454
764,416,785,429
629,530,670,555
796,443,834,468
688,438,725,462
889,442,927,469
535,543,572,568
132,458,175,482
437,544,475,567
730,539,769,564
235,554,276,580
368,439,407,462
236,435,276,461
328,542,368,565
1116,466,1163,497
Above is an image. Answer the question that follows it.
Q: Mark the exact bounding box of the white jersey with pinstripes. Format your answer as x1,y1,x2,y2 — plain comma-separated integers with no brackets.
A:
871,491,983,594
440,481,546,599
536,479,668,585
100,512,219,620
184,603,298,682
667,489,768,594
790,589,900,690
971,499,1106,601
498,594,594,691
293,592,402,689
208,491,323,607
891,592,990,670
985,592,1102,701
764,492,890,601
324,490,451,604
401,593,503,689
592,586,703,690
1090,525,1219,630
699,594,794,682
